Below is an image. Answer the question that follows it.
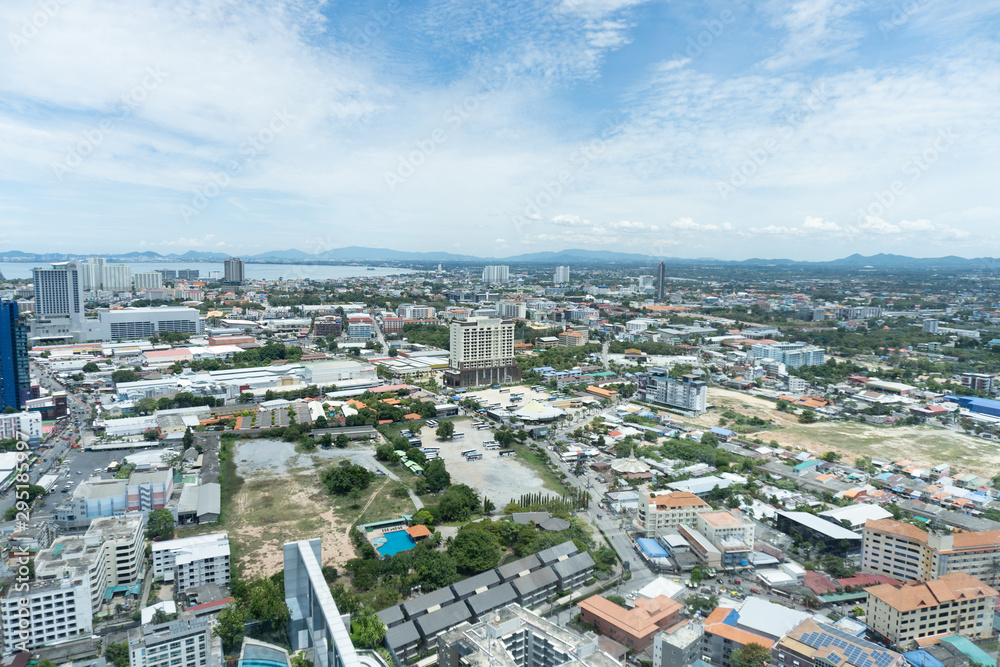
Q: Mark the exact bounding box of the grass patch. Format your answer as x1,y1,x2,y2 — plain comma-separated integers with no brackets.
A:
326,477,415,526
514,445,570,495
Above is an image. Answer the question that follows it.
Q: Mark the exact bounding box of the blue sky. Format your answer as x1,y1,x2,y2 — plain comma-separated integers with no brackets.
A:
0,0,998,260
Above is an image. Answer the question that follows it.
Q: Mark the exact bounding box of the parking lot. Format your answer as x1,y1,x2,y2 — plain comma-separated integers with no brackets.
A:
413,420,551,505
462,386,594,418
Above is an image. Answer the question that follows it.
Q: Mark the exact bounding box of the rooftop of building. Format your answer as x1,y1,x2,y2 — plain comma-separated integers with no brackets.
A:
865,573,998,612
700,510,745,528
777,618,901,667
647,491,710,509
578,594,681,638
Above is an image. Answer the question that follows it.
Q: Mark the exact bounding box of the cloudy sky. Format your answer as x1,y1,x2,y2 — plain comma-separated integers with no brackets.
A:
1,0,998,260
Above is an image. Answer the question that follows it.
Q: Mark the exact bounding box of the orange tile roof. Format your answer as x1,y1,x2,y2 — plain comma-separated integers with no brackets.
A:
578,595,681,639
864,519,929,543
404,413,422,420
866,572,998,612
704,607,774,649
406,524,432,538
648,491,710,509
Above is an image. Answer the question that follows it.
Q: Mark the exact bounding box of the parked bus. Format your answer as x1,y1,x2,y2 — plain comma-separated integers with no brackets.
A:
451,432,465,440
465,452,483,460
499,449,515,457
461,449,477,457
484,444,500,450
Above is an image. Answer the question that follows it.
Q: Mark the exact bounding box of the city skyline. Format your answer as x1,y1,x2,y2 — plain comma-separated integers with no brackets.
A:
1,1,998,259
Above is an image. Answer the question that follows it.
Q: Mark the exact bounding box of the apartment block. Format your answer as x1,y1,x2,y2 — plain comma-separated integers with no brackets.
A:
0,513,145,651
558,329,589,346
864,573,997,646
133,271,164,291
696,511,755,570
640,371,708,413
861,519,1000,587
749,341,825,369
638,492,712,536
32,260,86,335
443,317,521,388
89,306,203,341
438,604,620,667
127,469,174,511
152,533,231,593
128,618,215,667
313,315,342,337
0,410,42,441
223,257,245,285
481,265,510,284
653,620,704,667
961,372,994,393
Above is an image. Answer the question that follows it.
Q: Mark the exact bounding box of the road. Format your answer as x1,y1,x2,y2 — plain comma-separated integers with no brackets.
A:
1,365,97,521
373,318,389,356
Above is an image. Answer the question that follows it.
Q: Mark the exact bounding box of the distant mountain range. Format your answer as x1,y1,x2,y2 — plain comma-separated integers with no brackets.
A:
2,248,1000,270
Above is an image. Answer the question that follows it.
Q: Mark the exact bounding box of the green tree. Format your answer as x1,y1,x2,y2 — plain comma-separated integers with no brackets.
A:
314,415,328,429
105,642,130,667
111,369,140,384
135,397,158,415
146,508,175,541
413,509,435,525
424,458,451,492
213,605,249,654
143,429,159,441
821,451,841,463
605,595,627,607
437,484,479,521
182,427,194,449
321,461,375,495
435,419,455,439
350,609,387,649
335,434,349,448
82,361,100,372
799,409,817,424
449,529,501,574
690,566,704,585
731,642,772,667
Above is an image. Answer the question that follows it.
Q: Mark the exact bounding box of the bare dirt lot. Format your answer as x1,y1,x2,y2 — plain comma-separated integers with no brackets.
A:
413,421,554,505
184,439,414,579
681,387,997,476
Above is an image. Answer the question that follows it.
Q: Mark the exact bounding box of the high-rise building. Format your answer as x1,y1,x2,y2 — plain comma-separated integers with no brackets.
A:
0,300,30,411
861,518,1000,587
133,271,164,291
922,319,939,334
656,262,665,301
638,275,654,289
554,265,570,284
80,257,105,290
481,265,510,284
639,370,707,413
224,257,245,285
151,533,231,593
32,260,86,333
443,317,521,388
103,263,132,291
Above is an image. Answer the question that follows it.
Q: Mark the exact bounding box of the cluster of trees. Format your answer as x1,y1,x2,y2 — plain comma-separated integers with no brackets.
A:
146,508,175,541
214,573,292,653
321,461,376,495
345,390,438,426
401,323,450,349
133,393,222,414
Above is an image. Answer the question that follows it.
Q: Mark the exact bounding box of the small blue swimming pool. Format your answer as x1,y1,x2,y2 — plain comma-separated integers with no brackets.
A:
376,530,416,557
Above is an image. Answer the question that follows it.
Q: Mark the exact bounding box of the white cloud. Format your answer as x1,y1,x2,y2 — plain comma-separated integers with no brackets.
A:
549,214,594,227
608,219,659,232
857,216,902,234
802,216,842,232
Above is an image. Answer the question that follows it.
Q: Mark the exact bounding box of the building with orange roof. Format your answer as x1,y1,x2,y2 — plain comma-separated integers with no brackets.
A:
865,572,998,645
405,524,432,540
586,386,618,399
638,491,712,536
403,413,422,420
862,519,1000,587
702,607,775,667
577,594,681,651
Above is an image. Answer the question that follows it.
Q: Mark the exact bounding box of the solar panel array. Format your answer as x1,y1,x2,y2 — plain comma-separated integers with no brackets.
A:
796,626,895,667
